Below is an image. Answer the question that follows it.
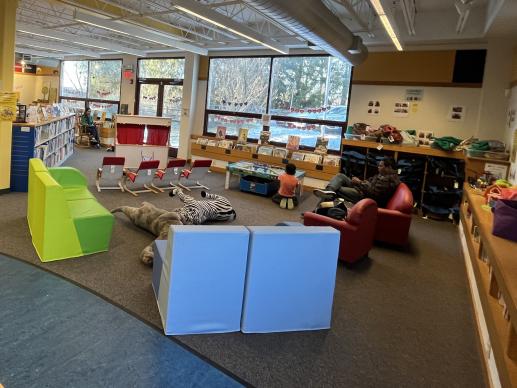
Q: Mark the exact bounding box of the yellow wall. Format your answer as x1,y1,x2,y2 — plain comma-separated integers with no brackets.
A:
0,0,18,191
512,47,517,85
13,73,60,105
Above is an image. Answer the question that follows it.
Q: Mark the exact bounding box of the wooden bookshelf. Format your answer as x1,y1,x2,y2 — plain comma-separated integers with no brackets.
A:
460,185,517,388
342,138,465,159
190,139,340,181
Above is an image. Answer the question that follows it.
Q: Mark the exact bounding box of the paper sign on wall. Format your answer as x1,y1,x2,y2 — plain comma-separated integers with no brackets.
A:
393,101,409,117
405,89,424,101
367,100,380,115
448,105,466,122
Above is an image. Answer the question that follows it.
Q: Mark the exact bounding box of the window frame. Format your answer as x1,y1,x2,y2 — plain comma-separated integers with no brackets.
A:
135,57,186,150
203,54,353,154
59,58,123,118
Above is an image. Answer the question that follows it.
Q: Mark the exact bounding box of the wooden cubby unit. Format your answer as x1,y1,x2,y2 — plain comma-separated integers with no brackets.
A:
460,185,517,388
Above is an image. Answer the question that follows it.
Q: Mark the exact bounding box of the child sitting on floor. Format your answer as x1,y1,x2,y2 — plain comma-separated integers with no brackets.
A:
272,163,299,210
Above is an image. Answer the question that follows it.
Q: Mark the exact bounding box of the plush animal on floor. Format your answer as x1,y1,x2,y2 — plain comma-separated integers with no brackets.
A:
111,189,236,265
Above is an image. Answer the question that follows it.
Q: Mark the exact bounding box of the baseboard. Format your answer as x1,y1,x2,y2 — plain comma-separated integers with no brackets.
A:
0,188,10,195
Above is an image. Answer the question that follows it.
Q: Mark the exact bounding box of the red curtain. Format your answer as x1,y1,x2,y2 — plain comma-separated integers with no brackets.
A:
117,124,145,145
146,125,169,146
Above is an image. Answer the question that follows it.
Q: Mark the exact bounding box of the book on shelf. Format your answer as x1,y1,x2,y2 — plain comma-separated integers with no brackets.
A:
303,153,322,164
291,151,305,161
314,137,329,155
196,137,209,145
218,140,233,150
257,145,274,156
216,126,227,139
237,128,249,144
234,143,256,153
207,139,218,147
273,148,288,159
259,130,270,145
322,154,341,166
286,135,300,151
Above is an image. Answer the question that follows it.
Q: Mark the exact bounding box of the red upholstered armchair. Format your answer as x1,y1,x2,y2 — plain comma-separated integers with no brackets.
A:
375,183,413,246
303,198,378,264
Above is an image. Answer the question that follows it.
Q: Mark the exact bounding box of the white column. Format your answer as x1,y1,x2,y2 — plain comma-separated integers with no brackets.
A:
476,39,514,141
177,53,200,160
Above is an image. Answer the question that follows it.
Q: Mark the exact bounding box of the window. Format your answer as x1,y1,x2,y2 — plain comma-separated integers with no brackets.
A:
269,56,351,122
204,55,352,152
136,58,185,149
88,60,122,101
138,58,185,79
61,61,88,98
59,59,122,118
207,57,270,114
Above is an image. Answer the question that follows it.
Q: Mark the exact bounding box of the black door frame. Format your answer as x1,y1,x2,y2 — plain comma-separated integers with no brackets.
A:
135,78,183,117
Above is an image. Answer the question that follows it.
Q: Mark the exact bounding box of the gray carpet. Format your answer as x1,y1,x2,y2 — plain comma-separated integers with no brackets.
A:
0,147,486,388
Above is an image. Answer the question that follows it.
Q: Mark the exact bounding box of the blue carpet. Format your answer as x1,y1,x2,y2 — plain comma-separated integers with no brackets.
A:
0,254,242,388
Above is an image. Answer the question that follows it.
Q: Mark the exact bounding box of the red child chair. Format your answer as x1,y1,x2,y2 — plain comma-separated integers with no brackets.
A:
178,159,212,191
152,158,187,192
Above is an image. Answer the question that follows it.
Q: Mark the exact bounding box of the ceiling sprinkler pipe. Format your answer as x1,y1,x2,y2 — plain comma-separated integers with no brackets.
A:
242,0,368,65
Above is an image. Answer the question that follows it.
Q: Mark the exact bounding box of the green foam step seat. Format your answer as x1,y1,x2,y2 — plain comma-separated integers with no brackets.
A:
28,158,114,262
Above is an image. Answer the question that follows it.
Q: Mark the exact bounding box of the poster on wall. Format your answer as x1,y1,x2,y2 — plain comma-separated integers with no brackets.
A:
411,103,419,113
367,100,381,115
448,105,466,121
485,163,508,180
405,88,424,101
393,102,409,117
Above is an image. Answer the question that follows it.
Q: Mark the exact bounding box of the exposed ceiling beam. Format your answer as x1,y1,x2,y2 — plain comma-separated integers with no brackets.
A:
16,36,101,58
55,0,186,39
16,22,147,57
73,10,208,55
330,0,375,37
171,0,289,54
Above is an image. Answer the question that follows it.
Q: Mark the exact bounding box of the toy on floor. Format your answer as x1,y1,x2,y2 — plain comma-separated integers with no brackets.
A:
111,189,236,265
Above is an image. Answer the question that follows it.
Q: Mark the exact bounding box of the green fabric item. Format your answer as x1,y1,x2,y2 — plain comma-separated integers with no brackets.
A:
346,126,354,134
81,114,94,127
432,136,462,151
470,141,490,151
68,199,114,255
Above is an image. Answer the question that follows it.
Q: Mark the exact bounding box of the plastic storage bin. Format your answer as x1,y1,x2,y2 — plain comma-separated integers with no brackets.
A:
466,149,509,160
240,175,279,196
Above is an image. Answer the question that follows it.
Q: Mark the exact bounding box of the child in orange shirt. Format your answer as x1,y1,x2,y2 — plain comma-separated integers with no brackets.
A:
272,163,299,210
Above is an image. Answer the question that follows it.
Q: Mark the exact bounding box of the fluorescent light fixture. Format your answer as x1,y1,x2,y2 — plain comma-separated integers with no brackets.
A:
17,29,66,41
370,0,403,51
73,10,208,56
16,22,146,57
172,0,288,54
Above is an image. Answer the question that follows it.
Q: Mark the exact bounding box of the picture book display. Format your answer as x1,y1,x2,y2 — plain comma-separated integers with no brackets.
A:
196,137,209,145
314,137,329,155
218,140,233,150
216,125,227,139
303,153,322,164
273,148,288,159
257,145,274,156
323,154,340,166
290,151,305,161
259,130,271,145
286,135,300,151
237,127,249,144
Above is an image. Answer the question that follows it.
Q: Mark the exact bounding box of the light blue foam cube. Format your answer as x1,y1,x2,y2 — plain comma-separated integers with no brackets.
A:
242,226,340,333
155,225,250,335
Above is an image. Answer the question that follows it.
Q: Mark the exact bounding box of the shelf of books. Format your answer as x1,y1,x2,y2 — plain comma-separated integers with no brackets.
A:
11,114,76,192
190,132,341,182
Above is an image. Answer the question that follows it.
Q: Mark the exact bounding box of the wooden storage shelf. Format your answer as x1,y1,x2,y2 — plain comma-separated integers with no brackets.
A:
461,185,517,387
191,140,340,181
342,139,465,159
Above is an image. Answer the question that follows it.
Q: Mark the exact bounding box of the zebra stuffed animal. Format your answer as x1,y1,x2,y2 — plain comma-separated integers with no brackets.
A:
111,189,236,265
